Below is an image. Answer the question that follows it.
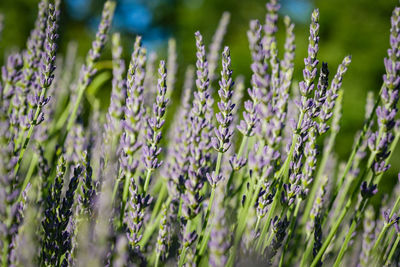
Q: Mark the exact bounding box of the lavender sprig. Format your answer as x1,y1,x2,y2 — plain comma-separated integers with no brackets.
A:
212,46,235,155
181,31,212,221
14,0,60,176
104,33,126,147
155,204,171,266
142,60,168,193
65,1,115,139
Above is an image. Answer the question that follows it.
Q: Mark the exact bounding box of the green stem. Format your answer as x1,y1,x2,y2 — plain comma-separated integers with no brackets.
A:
255,182,280,251
196,187,215,251
325,94,381,216
311,191,355,267
143,168,152,194
195,152,223,258
226,135,248,192
150,183,167,222
155,253,160,267
371,190,400,255
14,87,48,176
178,247,188,267
178,220,192,267
385,234,400,266
139,197,172,247
18,153,38,202
1,238,9,267
279,199,301,266
227,176,263,267
300,236,314,267
333,212,359,267
301,127,337,227
64,83,87,144
253,110,305,253
237,135,248,159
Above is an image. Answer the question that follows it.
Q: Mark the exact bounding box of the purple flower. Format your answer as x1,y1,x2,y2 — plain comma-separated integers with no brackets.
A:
298,9,319,113
212,46,235,153
142,60,168,172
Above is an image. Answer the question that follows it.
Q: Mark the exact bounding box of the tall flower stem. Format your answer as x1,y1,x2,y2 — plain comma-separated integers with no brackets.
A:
255,109,305,252
301,90,343,227
62,1,115,145
279,199,302,266
195,151,223,258
226,135,248,194
371,174,400,254
138,197,172,247
385,234,400,266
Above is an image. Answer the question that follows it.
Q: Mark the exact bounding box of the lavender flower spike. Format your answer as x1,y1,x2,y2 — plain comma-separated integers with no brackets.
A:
280,16,296,95
317,56,351,134
13,0,60,176
143,60,169,193
263,0,280,58
298,9,320,113
119,37,146,214
104,32,126,146
237,20,264,137
370,6,400,175
212,46,235,154
181,31,212,221
155,204,171,264
66,0,115,134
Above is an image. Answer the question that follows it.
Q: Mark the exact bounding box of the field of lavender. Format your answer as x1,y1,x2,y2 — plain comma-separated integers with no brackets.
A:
1,0,400,266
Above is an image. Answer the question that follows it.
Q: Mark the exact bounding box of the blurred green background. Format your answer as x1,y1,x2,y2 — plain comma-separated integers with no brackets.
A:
0,0,399,186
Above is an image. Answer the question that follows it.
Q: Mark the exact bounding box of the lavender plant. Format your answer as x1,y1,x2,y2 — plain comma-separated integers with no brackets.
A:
2,1,400,267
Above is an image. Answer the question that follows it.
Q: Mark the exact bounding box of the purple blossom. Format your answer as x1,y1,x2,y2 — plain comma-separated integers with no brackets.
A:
212,46,235,153
142,60,168,172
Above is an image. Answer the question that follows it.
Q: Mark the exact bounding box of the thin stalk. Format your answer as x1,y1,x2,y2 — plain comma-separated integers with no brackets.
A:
385,234,400,266
143,168,152,194
333,199,366,267
227,176,263,267
325,93,381,216
301,126,338,227
300,236,314,267
254,110,305,252
255,181,280,251
383,228,396,259
178,220,192,267
279,199,301,266
178,247,188,267
226,135,248,191
1,237,9,267
18,153,38,202
195,152,223,257
14,87,47,176
313,118,387,265
371,190,400,254
150,182,167,222
119,168,131,224
139,197,172,247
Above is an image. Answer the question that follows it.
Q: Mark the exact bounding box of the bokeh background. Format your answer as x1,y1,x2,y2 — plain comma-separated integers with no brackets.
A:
1,0,399,189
